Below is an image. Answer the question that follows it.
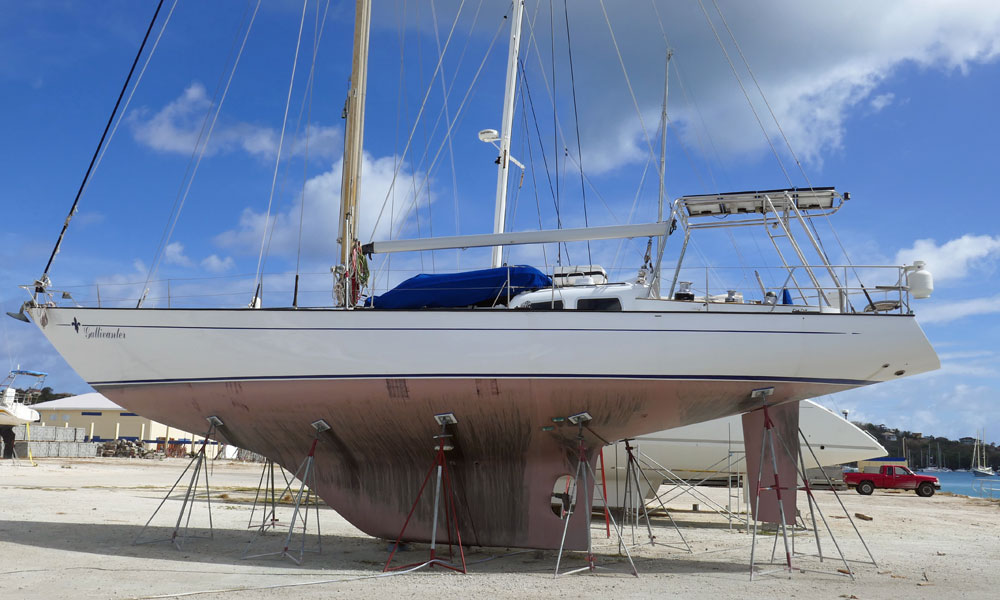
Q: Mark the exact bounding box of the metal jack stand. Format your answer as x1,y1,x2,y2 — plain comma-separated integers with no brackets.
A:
748,399,795,580
243,420,327,564
787,428,878,578
247,459,291,532
631,451,748,528
748,398,872,581
384,413,467,574
555,413,638,578
619,439,690,553
134,416,222,549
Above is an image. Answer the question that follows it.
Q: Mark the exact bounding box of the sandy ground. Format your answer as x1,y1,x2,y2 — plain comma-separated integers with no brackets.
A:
1,458,998,599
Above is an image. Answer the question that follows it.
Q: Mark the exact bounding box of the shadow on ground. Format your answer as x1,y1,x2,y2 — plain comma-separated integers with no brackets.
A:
0,517,754,576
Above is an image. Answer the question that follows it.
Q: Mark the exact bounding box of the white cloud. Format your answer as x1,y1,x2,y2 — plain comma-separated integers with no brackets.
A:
214,152,427,261
128,82,340,160
163,242,192,267
92,259,159,308
870,92,894,112
895,234,1000,282
200,254,235,274
918,294,1000,325
501,0,1000,173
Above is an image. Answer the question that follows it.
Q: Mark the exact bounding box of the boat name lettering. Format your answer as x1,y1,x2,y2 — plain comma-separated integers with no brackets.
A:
83,326,126,340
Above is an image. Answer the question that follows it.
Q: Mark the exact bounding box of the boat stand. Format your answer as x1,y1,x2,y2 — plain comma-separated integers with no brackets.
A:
134,416,222,549
554,413,638,578
242,421,327,564
618,439,690,553
384,413,467,574
748,402,874,581
621,450,748,530
246,459,290,532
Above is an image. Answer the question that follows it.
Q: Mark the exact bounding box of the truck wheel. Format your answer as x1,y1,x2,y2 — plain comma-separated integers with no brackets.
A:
917,482,935,497
857,481,874,495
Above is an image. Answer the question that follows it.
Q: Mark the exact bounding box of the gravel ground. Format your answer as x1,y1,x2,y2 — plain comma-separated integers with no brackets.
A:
1,458,998,599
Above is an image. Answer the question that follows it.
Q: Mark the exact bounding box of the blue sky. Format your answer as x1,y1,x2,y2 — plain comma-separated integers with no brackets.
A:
2,1,999,444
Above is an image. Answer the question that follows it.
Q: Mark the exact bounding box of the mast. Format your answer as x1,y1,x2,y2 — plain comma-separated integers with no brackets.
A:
490,0,526,269
337,0,372,306
650,49,672,298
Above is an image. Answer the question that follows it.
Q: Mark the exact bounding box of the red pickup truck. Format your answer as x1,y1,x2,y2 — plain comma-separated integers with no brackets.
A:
844,465,941,497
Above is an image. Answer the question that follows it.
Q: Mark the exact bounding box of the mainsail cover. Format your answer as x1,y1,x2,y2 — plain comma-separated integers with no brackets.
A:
365,266,551,309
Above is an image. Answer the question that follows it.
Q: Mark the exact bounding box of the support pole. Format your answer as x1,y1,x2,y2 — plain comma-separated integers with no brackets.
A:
554,415,638,578
134,419,221,549
384,413,467,574
243,425,326,564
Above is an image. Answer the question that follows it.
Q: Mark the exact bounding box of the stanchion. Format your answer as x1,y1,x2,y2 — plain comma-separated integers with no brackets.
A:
134,416,222,549
243,420,326,564
384,412,467,574
554,412,638,578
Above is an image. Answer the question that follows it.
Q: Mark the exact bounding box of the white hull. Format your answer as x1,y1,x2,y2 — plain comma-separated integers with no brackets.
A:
25,304,937,548
26,305,937,388
0,404,40,427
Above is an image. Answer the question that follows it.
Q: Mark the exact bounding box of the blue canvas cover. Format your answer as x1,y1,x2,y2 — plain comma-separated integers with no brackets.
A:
11,369,47,377
365,266,551,309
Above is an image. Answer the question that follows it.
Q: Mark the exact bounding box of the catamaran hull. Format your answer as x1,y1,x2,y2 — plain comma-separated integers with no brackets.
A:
26,305,938,549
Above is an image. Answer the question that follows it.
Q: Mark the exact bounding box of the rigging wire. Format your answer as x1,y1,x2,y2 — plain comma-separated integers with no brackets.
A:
707,0,833,258
138,0,263,307
430,0,484,271
40,0,166,288
561,0,592,266
82,0,180,208
518,57,568,262
549,0,561,264
519,77,550,275
252,0,311,304
709,0,864,305
383,0,410,294
694,0,793,187
368,9,508,289
368,0,468,242
413,10,429,273
649,3,771,291
293,0,333,306
596,0,658,161
383,11,506,242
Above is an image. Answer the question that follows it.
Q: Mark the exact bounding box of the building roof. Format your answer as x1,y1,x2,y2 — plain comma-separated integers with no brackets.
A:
30,393,124,411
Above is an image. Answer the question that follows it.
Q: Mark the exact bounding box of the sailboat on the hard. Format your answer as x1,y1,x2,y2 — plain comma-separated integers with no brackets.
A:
10,1,939,550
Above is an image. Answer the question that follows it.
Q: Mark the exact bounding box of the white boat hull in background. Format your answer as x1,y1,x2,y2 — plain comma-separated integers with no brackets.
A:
599,400,886,507
0,404,40,426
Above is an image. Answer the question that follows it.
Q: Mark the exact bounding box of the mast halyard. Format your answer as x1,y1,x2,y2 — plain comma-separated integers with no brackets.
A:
336,0,372,307
490,0,526,269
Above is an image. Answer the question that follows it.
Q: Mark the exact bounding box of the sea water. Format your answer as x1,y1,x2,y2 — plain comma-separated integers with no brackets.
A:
916,470,1000,499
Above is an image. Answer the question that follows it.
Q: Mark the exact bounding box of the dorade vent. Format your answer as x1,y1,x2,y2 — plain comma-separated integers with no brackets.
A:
386,379,409,399
553,265,608,287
